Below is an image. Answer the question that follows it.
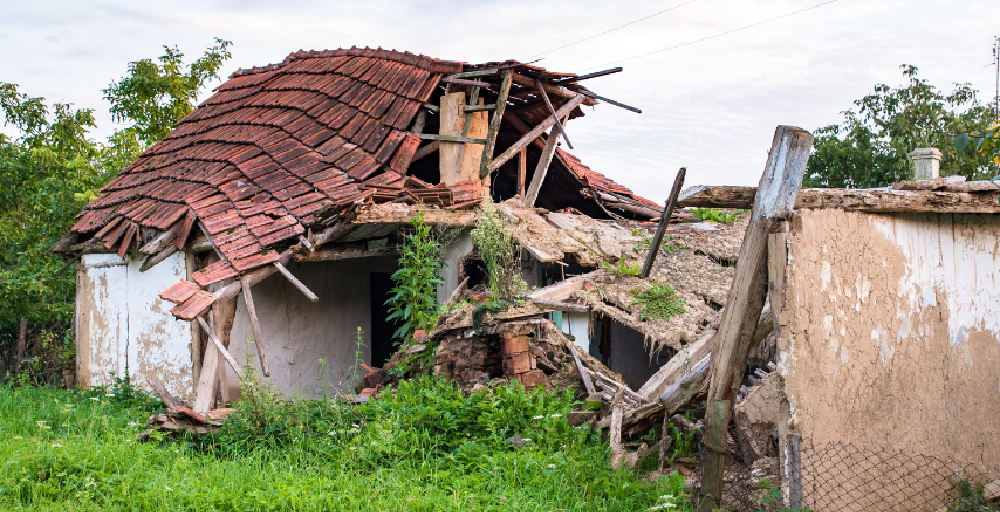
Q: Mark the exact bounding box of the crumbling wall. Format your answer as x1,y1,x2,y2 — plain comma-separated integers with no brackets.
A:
227,256,397,399
76,252,195,398
778,209,1000,509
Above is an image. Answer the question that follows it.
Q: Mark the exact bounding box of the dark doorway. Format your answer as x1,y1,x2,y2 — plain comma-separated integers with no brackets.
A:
369,272,399,368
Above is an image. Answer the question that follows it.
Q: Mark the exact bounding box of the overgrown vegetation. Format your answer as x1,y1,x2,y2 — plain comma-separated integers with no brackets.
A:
631,229,684,255
602,259,641,276
386,210,444,344
946,476,1000,512
0,39,232,349
806,65,996,188
629,281,688,322
690,208,744,224
0,377,687,511
471,199,528,304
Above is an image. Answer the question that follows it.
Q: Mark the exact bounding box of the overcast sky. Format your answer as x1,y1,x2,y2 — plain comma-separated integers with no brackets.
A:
2,0,998,203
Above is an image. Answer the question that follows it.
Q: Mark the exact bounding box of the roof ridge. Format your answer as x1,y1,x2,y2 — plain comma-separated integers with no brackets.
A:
229,46,463,79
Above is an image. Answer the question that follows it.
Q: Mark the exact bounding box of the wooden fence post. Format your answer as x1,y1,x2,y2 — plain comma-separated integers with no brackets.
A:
700,126,813,508
642,168,685,278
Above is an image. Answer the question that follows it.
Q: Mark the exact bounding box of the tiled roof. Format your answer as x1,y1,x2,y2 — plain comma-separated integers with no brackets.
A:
556,149,660,209
71,47,454,274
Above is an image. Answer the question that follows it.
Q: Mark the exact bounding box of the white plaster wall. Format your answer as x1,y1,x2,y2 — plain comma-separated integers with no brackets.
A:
561,311,590,350
77,252,194,398
437,230,474,304
226,256,398,399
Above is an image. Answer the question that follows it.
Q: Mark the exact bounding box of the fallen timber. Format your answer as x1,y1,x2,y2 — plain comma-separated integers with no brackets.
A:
678,185,1000,213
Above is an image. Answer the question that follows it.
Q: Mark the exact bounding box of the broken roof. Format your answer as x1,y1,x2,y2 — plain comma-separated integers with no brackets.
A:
60,46,659,288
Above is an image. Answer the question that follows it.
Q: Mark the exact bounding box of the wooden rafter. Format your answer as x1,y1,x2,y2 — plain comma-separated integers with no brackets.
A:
486,93,584,174
478,70,514,179
535,78,573,149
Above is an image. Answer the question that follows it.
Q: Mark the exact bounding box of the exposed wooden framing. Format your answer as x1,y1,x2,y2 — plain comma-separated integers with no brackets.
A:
641,168,685,278
139,244,178,272
518,147,527,197
609,389,626,469
529,299,588,313
273,261,319,302
411,140,441,162
556,67,623,84
502,111,547,151
529,270,596,300
176,210,196,250
451,86,482,182
463,104,496,112
486,93,584,174
658,354,710,414
139,221,184,255
478,70,514,179
299,235,313,251
296,246,398,263
678,185,1000,213
351,205,478,227
570,345,596,395
440,77,489,87
523,114,568,207
412,109,427,135
700,125,813,508
510,72,597,105
417,133,485,144
448,69,499,79
185,235,214,253
535,78,573,149
241,278,271,377
313,219,356,248
192,334,220,414
196,316,243,378
581,91,641,113
422,103,439,113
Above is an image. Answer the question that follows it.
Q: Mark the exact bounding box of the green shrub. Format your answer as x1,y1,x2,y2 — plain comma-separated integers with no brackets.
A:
471,199,527,304
386,209,444,343
629,281,688,321
690,208,745,224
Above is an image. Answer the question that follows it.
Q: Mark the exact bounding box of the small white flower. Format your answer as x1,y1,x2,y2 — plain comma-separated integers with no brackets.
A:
52,442,62,448
550,413,562,418
165,486,172,491
89,397,99,401
105,393,115,397
547,464,555,469
533,415,544,420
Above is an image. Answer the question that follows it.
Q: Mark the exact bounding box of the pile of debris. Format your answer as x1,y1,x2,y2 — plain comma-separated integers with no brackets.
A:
137,380,232,440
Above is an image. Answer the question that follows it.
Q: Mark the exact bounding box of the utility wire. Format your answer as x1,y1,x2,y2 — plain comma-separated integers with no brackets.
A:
580,0,842,71
525,0,701,60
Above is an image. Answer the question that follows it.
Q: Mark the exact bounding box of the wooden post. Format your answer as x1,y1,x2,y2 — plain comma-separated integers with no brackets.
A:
451,86,481,180
241,278,271,377
524,116,568,207
609,389,626,469
192,322,220,414
518,147,527,198
211,294,238,406
642,168,685,278
700,399,731,511
273,262,318,302
700,126,813,507
787,433,803,509
570,344,596,395
485,93,584,176
478,70,513,179
196,316,243,378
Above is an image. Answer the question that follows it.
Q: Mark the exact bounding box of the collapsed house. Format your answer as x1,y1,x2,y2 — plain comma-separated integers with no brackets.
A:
55,47,666,412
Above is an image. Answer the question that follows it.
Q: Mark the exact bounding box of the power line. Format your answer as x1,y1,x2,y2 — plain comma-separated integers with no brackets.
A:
525,0,701,60
579,0,842,72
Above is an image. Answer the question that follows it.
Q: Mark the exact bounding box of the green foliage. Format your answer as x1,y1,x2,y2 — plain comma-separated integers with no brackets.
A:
647,471,694,511
104,38,232,146
0,39,232,345
806,65,996,188
0,380,687,510
690,208,741,224
471,199,527,303
387,210,444,343
946,476,1000,512
629,281,688,322
602,259,641,276
955,122,1000,168
631,229,684,255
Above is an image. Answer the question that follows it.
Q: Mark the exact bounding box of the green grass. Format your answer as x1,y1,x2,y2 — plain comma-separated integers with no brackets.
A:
0,377,692,511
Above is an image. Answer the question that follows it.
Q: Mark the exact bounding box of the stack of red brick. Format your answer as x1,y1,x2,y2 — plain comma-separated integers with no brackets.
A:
500,330,547,389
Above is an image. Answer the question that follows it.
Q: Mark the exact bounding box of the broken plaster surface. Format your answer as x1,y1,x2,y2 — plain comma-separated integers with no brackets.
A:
779,209,1000,473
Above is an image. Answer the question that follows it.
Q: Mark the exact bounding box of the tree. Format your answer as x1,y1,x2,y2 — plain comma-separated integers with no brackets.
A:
0,39,232,342
805,65,996,188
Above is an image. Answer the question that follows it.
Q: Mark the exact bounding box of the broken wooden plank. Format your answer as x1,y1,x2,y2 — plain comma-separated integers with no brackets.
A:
556,67,623,84
659,354,710,414
510,72,596,105
140,245,178,272
417,133,486,144
570,344,596,395
487,93,584,174
411,140,441,162
139,221,184,255
463,104,496,112
529,299,589,313
296,246,397,263
523,115,568,207
351,205,477,227
241,278,271,377
535,78,572,149
518,148,527,198
448,69,499,79
192,339,219,414
196,316,243,378
149,378,183,412
581,90,641,113
478,70,514,179
440,77,489,87
273,262,319,302
212,288,238,407
502,111,547,151
641,167,685,278
609,389,626,469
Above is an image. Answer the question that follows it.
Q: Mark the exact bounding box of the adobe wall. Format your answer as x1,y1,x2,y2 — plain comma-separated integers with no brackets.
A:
225,256,397,399
778,209,1000,509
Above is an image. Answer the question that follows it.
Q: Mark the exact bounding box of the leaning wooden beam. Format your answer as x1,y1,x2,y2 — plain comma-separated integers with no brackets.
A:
191,338,220,415
609,389,626,469
214,249,295,303
529,299,589,313
642,168,685,278
478,70,514,179
523,115,568,207
535,78,573,149
529,270,597,301
418,133,485,144
211,290,238,407
659,354,710,415
701,125,813,509
510,73,597,105
557,67,623,84
518,148,527,198
196,316,243,378
487,94,585,174
581,91,642,113
140,221,184,255
502,111,547,151
412,140,441,162
140,245,178,272
570,344,596,395
240,278,272,377
273,261,318,302
296,246,397,263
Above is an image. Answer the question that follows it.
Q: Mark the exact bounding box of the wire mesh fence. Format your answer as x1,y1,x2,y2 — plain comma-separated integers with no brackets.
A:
688,436,999,512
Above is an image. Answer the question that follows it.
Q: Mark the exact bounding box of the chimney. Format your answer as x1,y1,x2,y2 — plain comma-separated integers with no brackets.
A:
908,147,941,180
